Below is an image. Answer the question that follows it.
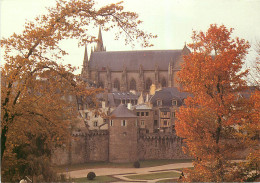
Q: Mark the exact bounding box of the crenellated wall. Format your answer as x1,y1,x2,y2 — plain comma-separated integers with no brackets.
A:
51,130,108,166
52,131,189,166
138,133,190,160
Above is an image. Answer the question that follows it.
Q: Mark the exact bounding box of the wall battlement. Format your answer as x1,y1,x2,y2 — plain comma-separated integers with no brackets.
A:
52,130,189,165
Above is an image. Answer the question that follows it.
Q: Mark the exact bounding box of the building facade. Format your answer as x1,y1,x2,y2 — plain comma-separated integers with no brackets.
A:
81,28,190,92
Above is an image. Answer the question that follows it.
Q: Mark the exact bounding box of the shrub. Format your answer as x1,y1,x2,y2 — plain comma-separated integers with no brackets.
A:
87,172,96,180
133,161,140,168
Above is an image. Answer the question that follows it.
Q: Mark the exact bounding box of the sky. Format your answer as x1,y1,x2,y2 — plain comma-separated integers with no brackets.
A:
1,0,260,74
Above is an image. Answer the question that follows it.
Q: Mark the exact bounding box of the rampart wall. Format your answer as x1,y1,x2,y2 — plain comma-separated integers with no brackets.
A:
138,133,190,160
52,131,189,166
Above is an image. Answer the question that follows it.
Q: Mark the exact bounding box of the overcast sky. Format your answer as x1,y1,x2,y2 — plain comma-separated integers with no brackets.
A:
1,0,260,74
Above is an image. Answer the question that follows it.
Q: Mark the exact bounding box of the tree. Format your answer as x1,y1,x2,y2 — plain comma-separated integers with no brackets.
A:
175,24,259,182
248,40,260,88
1,0,156,181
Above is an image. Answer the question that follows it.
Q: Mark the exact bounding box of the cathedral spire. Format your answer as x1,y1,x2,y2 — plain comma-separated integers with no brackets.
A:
81,44,89,78
83,44,88,64
95,27,105,52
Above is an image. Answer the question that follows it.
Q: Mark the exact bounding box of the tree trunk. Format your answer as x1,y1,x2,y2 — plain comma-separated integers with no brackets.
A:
1,126,8,161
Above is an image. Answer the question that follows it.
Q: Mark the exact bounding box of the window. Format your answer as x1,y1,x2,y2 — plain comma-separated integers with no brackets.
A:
164,120,168,126
161,78,167,87
137,112,140,116
172,100,177,106
145,78,152,90
110,120,113,126
164,112,167,115
98,81,104,88
129,79,136,90
141,120,145,126
93,121,98,127
172,112,176,118
146,112,149,116
114,79,120,91
85,112,88,119
141,112,144,116
154,110,158,115
157,100,162,106
121,120,127,126
154,120,158,126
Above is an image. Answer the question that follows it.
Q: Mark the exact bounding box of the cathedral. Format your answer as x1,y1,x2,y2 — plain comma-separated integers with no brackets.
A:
81,28,190,92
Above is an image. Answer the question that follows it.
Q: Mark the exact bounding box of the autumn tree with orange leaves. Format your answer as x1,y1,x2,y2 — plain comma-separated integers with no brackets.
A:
176,24,259,182
1,0,156,181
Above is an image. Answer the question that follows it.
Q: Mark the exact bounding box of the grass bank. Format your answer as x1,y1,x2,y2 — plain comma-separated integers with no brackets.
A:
125,171,180,180
55,159,193,172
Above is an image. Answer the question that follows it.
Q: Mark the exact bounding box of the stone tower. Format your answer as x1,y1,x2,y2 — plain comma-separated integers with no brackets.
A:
109,104,138,163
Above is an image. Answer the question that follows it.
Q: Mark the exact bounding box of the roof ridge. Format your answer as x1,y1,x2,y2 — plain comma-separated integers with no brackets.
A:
91,49,182,54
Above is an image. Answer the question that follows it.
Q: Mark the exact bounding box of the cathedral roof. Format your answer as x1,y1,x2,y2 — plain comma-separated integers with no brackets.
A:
89,50,182,71
110,104,137,118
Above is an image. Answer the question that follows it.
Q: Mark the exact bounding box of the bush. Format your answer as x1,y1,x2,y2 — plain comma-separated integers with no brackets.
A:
87,172,96,180
133,161,140,168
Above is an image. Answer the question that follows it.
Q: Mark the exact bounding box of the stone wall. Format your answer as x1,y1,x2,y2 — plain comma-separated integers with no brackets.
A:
85,131,109,162
138,133,190,160
51,130,108,166
52,131,190,166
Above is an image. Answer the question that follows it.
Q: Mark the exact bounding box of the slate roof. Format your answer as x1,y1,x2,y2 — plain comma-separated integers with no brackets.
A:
112,92,139,100
110,104,137,118
135,104,152,110
150,87,190,107
89,50,182,71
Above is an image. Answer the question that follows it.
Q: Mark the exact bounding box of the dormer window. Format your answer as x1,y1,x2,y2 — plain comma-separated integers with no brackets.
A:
172,99,177,106
157,99,162,106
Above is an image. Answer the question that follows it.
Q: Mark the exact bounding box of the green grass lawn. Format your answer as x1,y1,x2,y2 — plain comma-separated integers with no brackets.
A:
125,171,181,180
55,159,193,172
71,175,118,182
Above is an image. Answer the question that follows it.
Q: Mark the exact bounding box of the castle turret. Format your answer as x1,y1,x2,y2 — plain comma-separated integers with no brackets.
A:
109,104,138,163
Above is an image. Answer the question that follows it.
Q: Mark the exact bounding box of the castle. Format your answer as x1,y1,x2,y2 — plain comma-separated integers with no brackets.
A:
51,29,191,165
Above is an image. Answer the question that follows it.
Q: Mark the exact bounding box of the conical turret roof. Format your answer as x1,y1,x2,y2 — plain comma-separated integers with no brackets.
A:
110,104,137,118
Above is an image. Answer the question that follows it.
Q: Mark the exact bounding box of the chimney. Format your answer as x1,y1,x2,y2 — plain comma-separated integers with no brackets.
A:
127,103,132,110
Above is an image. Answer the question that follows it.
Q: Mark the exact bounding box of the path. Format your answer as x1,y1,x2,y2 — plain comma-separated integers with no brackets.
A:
66,162,193,182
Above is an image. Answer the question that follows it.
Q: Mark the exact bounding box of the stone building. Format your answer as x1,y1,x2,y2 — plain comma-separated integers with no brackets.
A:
150,87,190,133
108,104,138,163
81,28,190,92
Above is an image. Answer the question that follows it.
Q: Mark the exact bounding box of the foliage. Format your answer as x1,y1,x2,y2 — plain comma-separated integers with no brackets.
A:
176,24,259,182
133,161,140,168
87,172,96,180
1,0,156,181
247,40,260,87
